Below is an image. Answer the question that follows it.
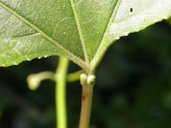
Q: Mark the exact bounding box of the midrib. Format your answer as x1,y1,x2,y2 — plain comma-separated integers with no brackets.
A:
69,0,89,63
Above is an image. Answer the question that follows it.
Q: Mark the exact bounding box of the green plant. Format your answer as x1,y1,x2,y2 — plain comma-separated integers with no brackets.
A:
0,0,171,128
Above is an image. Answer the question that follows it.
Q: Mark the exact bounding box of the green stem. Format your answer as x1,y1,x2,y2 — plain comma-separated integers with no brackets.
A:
27,71,55,90
67,70,83,82
55,57,69,128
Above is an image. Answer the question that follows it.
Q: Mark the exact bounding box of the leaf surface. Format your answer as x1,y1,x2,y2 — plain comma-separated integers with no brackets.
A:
0,0,171,71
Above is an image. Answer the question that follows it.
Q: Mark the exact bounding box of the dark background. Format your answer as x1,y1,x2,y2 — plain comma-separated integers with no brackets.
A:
0,21,171,128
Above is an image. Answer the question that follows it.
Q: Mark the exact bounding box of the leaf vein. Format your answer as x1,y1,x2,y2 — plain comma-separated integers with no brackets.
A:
0,1,86,69
69,0,89,63
90,0,122,70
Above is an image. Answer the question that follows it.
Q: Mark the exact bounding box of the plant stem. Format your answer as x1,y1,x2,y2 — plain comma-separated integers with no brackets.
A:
55,57,69,128
67,70,83,82
79,79,94,128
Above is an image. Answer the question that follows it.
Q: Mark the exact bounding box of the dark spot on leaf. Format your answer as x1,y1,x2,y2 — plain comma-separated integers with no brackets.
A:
130,8,133,12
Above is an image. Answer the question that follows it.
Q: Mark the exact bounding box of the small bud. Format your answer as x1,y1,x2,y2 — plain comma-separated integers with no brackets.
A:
27,74,41,90
80,73,87,85
87,75,96,86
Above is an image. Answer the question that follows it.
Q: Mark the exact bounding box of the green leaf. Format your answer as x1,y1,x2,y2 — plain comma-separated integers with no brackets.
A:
0,0,171,72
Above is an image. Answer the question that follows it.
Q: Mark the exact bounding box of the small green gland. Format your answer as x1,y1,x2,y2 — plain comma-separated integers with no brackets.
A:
27,74,41,90
87,75,96,86
80,73,87,85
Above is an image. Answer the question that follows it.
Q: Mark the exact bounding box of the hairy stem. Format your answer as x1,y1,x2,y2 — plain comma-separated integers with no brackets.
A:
55,57,69,128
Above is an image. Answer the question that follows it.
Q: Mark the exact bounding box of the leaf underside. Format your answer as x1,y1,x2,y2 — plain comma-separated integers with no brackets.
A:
0,0,171,71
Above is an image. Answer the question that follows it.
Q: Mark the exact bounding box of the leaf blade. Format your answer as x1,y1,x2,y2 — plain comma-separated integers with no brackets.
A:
1,0,171,72
90,0,171,71
0,34,58,66
0,0,86,68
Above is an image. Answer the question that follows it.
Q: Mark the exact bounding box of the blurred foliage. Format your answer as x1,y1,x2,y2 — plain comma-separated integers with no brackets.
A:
0,21,171,128
167,17,171,25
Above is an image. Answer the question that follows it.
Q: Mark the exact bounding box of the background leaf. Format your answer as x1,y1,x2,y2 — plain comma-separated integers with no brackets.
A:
0,0,171,71
167,17,171,26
